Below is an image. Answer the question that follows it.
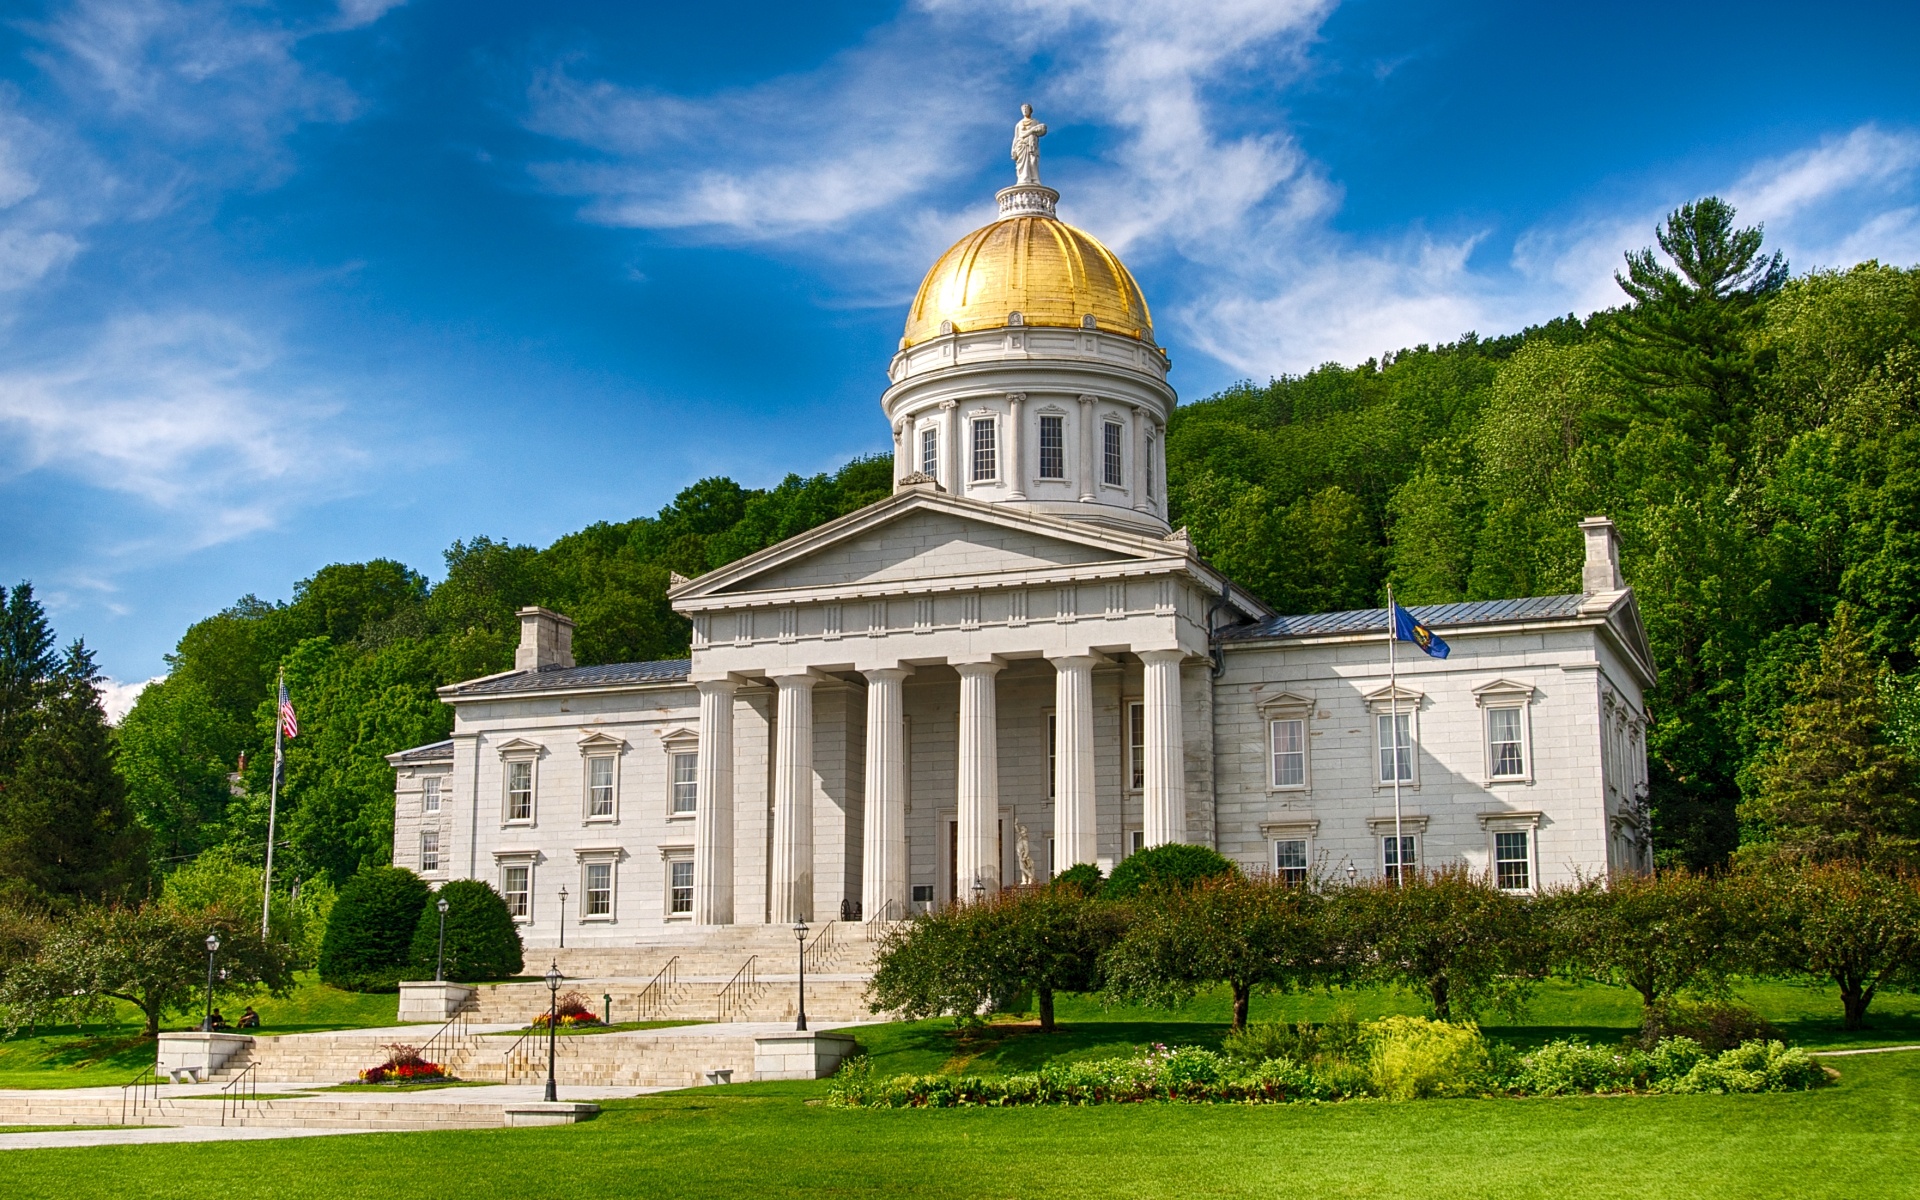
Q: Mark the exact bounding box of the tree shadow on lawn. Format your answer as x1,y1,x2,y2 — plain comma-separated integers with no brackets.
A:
0,1027,154,1086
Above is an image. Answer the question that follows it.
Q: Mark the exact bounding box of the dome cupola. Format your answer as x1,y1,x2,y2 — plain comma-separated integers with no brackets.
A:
881,107,1174,536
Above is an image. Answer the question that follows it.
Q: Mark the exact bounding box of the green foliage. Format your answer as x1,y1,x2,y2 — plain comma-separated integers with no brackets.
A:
1103,874,1330,1030
1050,862,1104,897
114,675,238,864
407,880,523,982
0,640,149,908
1362,1015,1490,1100
1746,861,1920,1030
1102,843,1235,899
1544,869,1742,1031
0,899,296,1037
318,867,429,992
0,583,57,780
1341,867,1539,1021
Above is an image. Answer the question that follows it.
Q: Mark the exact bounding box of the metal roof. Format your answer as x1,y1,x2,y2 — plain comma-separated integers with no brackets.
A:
388,738,454,763
445,659,693,696
1221,594,1589,642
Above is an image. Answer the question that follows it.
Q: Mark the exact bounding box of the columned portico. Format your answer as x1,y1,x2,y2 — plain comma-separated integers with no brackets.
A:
692,678,737,925
770,672,817,923
955,660,1003,897
1050,655,1098,868
1140,650,1186,847
861,667,910,920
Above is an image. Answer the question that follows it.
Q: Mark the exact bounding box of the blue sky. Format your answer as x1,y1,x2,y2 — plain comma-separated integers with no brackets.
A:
2,0,1917,709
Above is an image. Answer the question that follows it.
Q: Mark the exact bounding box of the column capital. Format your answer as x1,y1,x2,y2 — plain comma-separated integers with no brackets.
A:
768,668,828,689
861,666,913,684
1136,648,1188,666
951,657,1005,676
1046,653,1104,671
695,677,741,697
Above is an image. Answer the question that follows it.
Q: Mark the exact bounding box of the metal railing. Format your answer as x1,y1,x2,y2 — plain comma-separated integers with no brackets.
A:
121,1067,160,1126
716,955,758,1023
805,921,839,973
419,1000,475,1076
864,898,900,942
636,955,680,1021
498,1022,577,1085
219,1062,259,1127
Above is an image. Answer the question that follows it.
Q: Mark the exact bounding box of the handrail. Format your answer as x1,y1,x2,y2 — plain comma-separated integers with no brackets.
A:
498,1019,576,1084
121,1067,159,1126
805,920,838,972
636,955,680,1021
219,1062,259,1127
715,955,758,1023
419,1000,474,1074
864,898,900,942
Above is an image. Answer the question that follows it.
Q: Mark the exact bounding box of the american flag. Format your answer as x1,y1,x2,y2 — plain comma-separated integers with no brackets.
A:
278,679,299,740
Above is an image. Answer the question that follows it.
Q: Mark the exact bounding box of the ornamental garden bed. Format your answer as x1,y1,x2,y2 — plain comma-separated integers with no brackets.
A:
357,1045,452,1085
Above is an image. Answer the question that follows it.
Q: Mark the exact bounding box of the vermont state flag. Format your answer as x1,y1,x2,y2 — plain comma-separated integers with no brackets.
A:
1393,602,1450,659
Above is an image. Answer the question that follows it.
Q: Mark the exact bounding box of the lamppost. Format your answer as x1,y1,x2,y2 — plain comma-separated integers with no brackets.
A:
434,896,450,983
1346,861,1357,885
558,885,568,950
544,961,562,1102
970,881,985,905
201,933,221,1032
792,919,808,1032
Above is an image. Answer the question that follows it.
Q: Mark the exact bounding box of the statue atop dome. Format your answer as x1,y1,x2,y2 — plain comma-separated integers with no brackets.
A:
1011,104,1047,185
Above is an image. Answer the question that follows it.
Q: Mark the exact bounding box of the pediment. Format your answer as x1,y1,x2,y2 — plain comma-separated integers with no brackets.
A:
672,490,1190,604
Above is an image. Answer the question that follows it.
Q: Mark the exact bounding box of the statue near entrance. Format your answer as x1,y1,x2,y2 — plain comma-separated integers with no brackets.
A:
1011,104,1048,186
1015,823,1036,886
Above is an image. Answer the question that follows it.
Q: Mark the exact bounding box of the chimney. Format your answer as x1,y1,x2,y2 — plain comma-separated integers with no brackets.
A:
515,606,576,672
1579,517,1624,593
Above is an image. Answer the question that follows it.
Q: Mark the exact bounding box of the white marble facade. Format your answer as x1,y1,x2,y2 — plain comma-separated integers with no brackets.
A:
388,164,1656,948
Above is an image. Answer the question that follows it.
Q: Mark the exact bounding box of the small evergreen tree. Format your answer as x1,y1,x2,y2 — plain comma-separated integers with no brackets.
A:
407,880,523,982
318,866,429,991
0,583,57,779
1102,843,1235,899
1743,606,1920,865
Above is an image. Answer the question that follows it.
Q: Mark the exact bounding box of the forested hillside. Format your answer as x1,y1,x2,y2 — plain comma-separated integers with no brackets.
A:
8,197,1919,904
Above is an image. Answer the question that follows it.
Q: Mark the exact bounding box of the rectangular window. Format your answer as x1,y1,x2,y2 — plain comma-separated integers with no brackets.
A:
1128,829,1145,857
971,417,997,482
1102,421,1124,486
502,864,531,918
668,860,694,915
423,776,441,814
506,760,534,822
1383,835,1417,882
1038,414,1065,478
1489,708,1526,778
1270,718,1305,787
670,751,698,815
587,756,615,817
1495,831,1531,891
1377,713,1413,783
1127,701,1145,790
1047,713,1058,800
1145,434,1156,500
419,830,440,874
1273,838,1308,885
1048,837,1057,879
911,883,934,904
585,862,613,916
920,426,938,478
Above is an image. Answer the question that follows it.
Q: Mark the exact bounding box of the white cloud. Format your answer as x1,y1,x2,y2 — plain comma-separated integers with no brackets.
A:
97,674,162,724
0,312,363,549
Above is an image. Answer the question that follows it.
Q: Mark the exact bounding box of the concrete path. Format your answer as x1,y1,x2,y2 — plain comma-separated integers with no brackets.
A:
0,1125,368,1150
1811,1044,1920,1056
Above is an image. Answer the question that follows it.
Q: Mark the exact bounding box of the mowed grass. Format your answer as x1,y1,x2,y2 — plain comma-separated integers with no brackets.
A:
0,1051,1914,1199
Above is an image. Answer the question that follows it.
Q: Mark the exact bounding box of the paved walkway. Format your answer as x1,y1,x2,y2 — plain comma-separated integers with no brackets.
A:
0,1126,367,1150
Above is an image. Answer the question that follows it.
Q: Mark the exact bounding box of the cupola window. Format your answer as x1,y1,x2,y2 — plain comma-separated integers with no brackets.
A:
1039,415,1065,479
971,417,997,483
1102,421,1124,486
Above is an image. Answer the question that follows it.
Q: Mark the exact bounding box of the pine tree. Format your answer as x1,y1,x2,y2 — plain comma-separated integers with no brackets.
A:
0,583,57,779
0,641,151,907
1744,606,1920,865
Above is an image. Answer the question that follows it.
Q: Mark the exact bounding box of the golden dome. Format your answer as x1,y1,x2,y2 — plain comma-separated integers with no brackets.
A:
902,214,1154,349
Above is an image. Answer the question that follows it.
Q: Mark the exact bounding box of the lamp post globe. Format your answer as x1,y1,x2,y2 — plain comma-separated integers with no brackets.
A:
792,920,808,1033
1345,861,1357,884
543,961,562,1102
202,933,221,1032
434,896,450,983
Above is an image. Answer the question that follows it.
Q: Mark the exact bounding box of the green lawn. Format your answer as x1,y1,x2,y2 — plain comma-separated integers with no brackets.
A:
0,1050,1913,1198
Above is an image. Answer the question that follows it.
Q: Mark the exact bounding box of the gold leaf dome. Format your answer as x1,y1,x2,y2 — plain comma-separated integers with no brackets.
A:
901,214,1154,349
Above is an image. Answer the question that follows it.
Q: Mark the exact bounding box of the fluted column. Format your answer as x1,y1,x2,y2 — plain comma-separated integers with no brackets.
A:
769,673,816,923
1140,650,1186,846
1077,395,1097,503
955,660,1003,898
861,667,910,921
941,400,960,493
1050,655,1098,869
1130,405,1149,513
1006,393,1027,500
692,679,737,925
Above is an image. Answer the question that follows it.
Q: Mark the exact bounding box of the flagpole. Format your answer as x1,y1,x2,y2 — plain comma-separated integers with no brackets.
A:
263,668,283,938
1388,585,1403,888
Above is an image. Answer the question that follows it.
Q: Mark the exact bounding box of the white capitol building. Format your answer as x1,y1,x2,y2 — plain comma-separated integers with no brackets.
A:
388,117,1655,949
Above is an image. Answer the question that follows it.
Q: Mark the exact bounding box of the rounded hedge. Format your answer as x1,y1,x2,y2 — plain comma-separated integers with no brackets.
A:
1051,862,1105,897
408,879,524,982
1102,843,1236,899
318,866,430,992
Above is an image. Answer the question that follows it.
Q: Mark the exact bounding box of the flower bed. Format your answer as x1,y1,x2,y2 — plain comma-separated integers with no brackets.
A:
531,990,604,1030
358,1044,450,1084
826,1019,1829,1108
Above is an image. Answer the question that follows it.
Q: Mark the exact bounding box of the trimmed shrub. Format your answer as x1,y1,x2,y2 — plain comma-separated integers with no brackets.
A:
1051,863,1104,897
1656,1040,1826,1094
1363,1015,1490,1100
406,880,523,983
1102,844,1235,899
319,867,429,992
1647,998,1778,1051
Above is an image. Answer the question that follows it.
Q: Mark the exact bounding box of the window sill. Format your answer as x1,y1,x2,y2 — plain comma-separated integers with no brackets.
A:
665,813,696,822
584,815,619,824
663,914,692,922
1267,784,1309,794
579,916,616,924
